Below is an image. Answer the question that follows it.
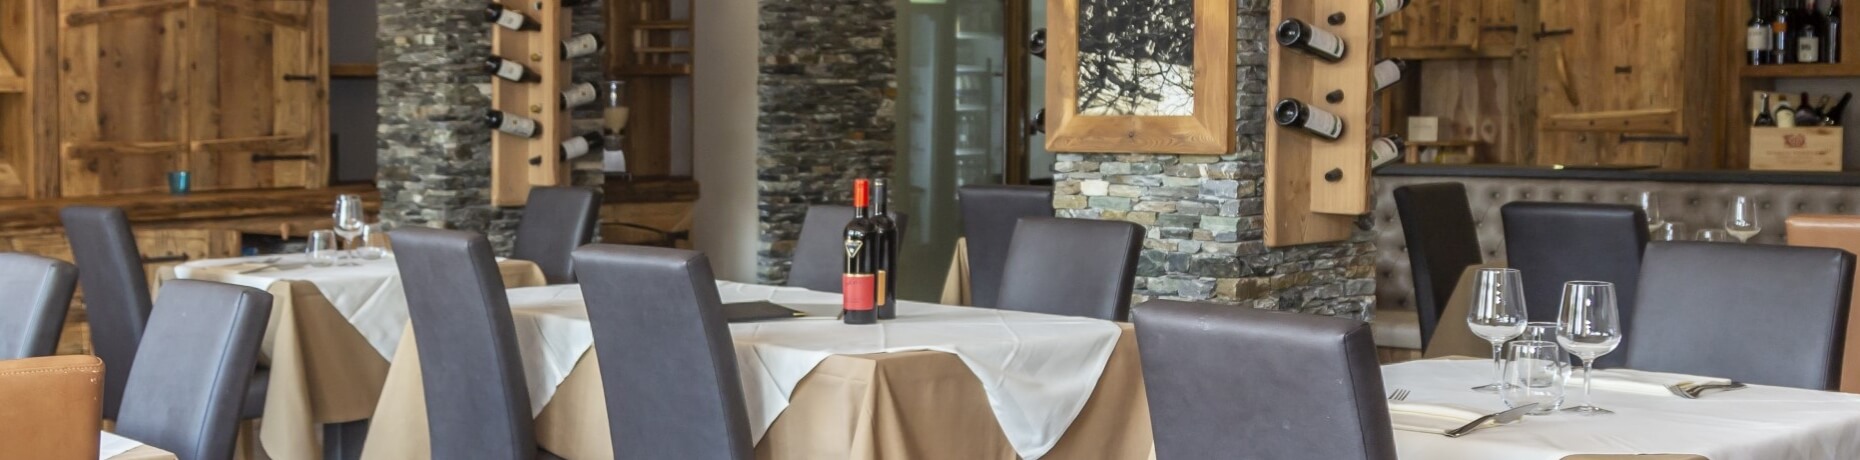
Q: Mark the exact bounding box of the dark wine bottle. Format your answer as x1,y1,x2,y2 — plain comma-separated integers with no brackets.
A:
485,5,540,31
1829,0,1844,62
486,110,540,138
1373,59,1406,91
842,179,878,325
486,57,540,83
1797,91,1824,124
1029,28,1047,59
1276,19,1346,62
869,179,898,320
1370,135,1405,170
1273,98,1344,140
1775,0,1794,64
1374,0,1408,19
1755,93,1778,126
560,82,598,109
1751,0,1774,65
560,33,604,60
530,132,602,165
1824,92,1852,125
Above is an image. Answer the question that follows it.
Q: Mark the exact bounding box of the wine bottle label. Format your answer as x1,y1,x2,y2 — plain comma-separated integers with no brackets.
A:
1801,38,1821,62
494,60,526,81
842,274,875,311
1749,26,1772,51
562,83,597,108
1778,109,1798,127
1374,0,1407,19
561,137,593,160
563,35,600,59
1370,137,1401,167
1373,60,1402,91
1302,107,1344,139
875,270,888,307
1304,27,1347,60
497,116,539,137
494,9,526,30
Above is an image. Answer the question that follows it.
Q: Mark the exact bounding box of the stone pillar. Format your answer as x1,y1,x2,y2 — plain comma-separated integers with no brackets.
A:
377,0,607,253
1051,0,1376,317
754,0,897,284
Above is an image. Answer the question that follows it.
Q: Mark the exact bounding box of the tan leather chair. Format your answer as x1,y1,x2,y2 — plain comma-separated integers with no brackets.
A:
0,355,104,459
1424,263,1507,359
1786,214,1860,393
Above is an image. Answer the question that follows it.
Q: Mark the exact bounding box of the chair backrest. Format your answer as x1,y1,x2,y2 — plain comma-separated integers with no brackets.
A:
390,227,538,459
59,205,153,419
573,245,753,460
1627,242,1854,390
1392,183,1483,351
0,253,78,360
1786,214,1860,393
0,355,104,459
787,205,910,293
996,217,1143,321
115,280,271,460
1134,300,1396,460
959,185,1054,308
1501,202,1646,368
511,186,604,284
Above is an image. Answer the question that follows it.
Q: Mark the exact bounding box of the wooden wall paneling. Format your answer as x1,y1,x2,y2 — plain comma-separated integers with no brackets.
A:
187,0,324,193
58,0,191,197
1386,0,1504,59
1263,0,1367,246
1507,0,1537,164
491,0,570,207
0,0,57,199
1417,60,1514,163
1532,0,1717,169
625,77,673,177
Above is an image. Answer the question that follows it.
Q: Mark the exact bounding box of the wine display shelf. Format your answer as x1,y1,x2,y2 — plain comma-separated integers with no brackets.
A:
1263,0,1378,246
490,0,573,207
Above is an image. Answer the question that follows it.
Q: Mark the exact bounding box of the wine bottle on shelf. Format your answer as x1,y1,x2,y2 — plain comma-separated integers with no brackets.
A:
1374,0,1408,19
1825,92,1852,125
1829,0,1843,62
529,132,602,166
1373,59,1406,91
1273,99,1344,140
1751,0,1774,65
1801,22,1823,62
1797,91,1824,124
1776,95,1798,127
486,57,540,83
1276,19,1346,62
1775,0,1794,64
560,82,598,109
869,179,899,320
561,33,604,60
1755,93,1778,126
485,5,540,31
485,110,540,138
1370,135,1405,170
842,179,878,326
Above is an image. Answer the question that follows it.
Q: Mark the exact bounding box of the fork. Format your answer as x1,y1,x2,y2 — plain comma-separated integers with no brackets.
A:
1387,389,1410,401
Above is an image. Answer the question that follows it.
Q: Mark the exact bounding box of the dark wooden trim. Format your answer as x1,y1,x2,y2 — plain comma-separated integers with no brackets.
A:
0,184,378,231
1004,0,1029,184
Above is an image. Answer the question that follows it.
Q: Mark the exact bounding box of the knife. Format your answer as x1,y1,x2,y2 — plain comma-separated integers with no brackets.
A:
1444,403,1538,438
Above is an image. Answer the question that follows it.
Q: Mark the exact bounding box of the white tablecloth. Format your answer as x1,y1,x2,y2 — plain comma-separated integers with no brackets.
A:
501,281,1123,460
99,432,143,459
174,255,414,358
1385,360,1860,459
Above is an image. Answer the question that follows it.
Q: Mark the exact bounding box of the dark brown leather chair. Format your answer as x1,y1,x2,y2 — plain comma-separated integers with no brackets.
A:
574,245,754,460
1627,242,1854,390
787,205,909,293
115,280,272,460
996,217,1143,321
391,228,555,459
0,253,78,360
1502,202,1647,368
1393,183,1483,351
1786,214,1860,393
0,355,104,459
1135,300,1396,460
512,186,603,284
958,185,1053,308
61,206,153,420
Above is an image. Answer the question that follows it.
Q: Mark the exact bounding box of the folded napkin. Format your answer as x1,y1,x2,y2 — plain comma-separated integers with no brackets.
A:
1588,369,1734,397
1388,400,1493,435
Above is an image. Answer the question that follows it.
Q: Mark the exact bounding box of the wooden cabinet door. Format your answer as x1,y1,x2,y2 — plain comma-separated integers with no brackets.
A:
187,0,325,192
58,0,192,197
1534,0,1716,169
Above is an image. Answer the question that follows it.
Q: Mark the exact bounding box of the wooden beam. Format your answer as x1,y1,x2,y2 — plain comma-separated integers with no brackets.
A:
1541,109,1680,134
0,184,377,231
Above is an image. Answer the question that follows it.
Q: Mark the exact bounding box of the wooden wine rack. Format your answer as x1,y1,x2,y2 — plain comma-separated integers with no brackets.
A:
1263,0,1377,247
491,0,573,207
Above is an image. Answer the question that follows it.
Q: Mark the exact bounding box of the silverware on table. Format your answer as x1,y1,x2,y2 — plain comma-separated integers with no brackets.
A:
1667,381,1747,399
1444,403,1538,438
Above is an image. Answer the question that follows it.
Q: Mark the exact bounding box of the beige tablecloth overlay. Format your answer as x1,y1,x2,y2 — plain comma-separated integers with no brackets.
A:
112,444,179,460
363,322,1151,460
1422,262,1505,359
940,237,973,307
170,259,546,460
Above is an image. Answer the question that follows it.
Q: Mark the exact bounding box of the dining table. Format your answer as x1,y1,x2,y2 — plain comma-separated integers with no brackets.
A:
166,254,548,460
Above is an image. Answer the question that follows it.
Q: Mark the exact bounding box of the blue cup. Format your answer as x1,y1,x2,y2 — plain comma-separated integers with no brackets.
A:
167,171,191,195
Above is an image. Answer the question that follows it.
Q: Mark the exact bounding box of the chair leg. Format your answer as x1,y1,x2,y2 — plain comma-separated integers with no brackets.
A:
322,419,369,460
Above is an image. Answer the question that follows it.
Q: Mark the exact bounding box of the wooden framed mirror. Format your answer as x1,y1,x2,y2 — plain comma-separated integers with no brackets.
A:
1044,0,1233,154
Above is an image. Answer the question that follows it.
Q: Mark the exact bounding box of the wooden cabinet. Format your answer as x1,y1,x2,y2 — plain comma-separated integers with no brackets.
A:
56,0,327,197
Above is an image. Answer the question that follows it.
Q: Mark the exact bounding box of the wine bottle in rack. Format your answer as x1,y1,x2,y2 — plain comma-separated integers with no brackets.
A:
841,179,878,326
1776,95,1798,127
1825,92,1852,125
560,82,598,109
1373,59,1405,91
1801,22,1823,62
1829,0,1843,63
1755,93,1778,127
532,132,602,165
485,4,540,31
1370,135,1404,169
1797,91,1824,124
1774,0,1793,64
869,178,899,320
1751,0,1773,65
486,57,540,83
486,110,541,138
1273,99,1344,140
1374,0,1408,19
1276,19,1346,62
561,33,604,60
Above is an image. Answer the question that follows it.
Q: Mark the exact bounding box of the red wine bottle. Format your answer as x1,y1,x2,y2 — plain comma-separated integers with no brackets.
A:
531,132,602,165
1273,98,1344,140
842,179,878,325
560,82,598,109
486,110,540,138
485,5,540,31
869,178,899,320
486,57,540,83
1276,19,1346,62
561,33,604,60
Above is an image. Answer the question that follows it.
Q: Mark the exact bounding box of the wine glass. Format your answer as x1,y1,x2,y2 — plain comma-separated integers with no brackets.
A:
1652,222,1688,242
356,223,387,260
1695,229,1732,242
1468,268,1529,393
1502,340,1566,415
1725,196,1762,243
307,230,339,268
333,194,366,265
1637,191,1664,234
1557,281,1622,415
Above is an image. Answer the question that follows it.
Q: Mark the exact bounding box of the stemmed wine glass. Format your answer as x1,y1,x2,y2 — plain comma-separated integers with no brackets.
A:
1468,268,1528,393
333,194,366,266
1557,281,1622,415
1725,196,1762,243
1637,191,1664,234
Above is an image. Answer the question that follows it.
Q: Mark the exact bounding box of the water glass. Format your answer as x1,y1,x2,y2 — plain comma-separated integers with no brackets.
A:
1725,196,1762,243
308,230,339,267
167,171,191,196
1557,281,1623,415
357,223,387,260
1502,340,1566,415
1695,229,1732,242
1519,321,1559,343
1652,221,1688,241
1468,268,1529,392
1637,191,1664,233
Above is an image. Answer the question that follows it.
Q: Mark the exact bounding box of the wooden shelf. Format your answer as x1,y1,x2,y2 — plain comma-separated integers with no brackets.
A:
329,63,377,79
1740,63,1860,78
616,64,692,76
633,20,690,30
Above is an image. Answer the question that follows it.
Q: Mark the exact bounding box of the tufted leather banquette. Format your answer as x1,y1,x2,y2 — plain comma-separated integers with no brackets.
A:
1373,166,1860,342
